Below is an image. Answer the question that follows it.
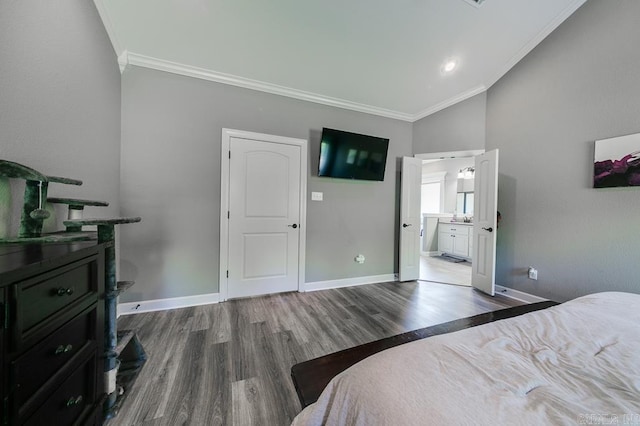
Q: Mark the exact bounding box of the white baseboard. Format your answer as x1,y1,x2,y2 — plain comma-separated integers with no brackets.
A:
117,292,220,317
304,274,397,292
495,285,547,304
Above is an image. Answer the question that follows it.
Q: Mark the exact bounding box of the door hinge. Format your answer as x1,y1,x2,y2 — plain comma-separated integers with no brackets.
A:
228,151,231,159
227,211,230,219
226,270,229,278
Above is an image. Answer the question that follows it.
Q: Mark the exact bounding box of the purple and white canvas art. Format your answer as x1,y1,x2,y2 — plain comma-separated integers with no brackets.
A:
594,132,640,188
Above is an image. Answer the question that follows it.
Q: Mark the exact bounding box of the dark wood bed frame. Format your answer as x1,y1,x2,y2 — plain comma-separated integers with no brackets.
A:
290,300,558,408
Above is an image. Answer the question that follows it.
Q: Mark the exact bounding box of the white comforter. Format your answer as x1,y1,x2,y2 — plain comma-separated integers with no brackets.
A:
292,292,640,426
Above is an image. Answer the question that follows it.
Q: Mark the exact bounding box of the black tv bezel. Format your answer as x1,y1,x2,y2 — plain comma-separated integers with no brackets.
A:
317,127,389,182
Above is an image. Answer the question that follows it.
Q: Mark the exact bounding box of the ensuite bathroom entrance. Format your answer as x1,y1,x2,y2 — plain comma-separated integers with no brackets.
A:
413,150,498,293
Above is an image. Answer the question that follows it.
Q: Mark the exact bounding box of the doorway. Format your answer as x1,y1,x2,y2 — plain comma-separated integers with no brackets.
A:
219,129,308,301
416,150,483,287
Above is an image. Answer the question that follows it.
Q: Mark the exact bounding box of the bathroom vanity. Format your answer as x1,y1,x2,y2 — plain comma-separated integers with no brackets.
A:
437,220,473,260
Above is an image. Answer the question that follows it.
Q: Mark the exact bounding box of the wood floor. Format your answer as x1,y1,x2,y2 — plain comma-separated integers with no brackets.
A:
112,281,522,426
420,255,472,286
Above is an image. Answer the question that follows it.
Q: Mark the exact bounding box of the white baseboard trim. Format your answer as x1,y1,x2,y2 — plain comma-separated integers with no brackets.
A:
304,274,397,292
495,285,547,304
117,292,220,317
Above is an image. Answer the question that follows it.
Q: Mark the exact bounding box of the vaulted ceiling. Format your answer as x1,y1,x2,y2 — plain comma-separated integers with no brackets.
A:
95,0,586,121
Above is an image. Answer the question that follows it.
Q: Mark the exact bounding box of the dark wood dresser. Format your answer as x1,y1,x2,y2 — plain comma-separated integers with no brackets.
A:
0,241,105,425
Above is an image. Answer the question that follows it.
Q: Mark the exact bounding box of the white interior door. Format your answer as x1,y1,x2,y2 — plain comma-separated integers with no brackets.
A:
399,156,422,281
226,135,302,299
472,149,499,295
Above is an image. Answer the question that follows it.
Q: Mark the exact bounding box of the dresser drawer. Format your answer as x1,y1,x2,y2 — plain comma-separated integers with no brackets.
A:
13,256,99,350
22,352,98,426
12,306,97,408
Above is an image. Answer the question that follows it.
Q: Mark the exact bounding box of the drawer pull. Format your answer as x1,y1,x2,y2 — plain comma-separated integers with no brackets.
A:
54,344,74,355
55,287,74,296
65,395,83,407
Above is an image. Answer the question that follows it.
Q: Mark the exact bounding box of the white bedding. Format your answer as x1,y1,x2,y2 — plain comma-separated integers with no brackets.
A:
291,292,640,426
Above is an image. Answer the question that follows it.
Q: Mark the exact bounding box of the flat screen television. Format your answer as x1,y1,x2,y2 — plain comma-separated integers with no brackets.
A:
318,128,389,181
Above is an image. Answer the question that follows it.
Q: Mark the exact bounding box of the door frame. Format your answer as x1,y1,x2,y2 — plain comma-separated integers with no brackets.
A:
414,149,484,161
219,128,308,302
409,148,488,285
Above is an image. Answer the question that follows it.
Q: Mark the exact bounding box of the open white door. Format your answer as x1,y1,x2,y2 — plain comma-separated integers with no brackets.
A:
399,156,422,281
472,150,499,295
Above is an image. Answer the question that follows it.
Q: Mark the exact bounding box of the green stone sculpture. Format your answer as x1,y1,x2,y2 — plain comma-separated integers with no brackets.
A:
0,159,87,241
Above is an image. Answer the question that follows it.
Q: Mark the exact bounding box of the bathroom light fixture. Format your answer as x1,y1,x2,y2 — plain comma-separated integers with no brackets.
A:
458,167,475,179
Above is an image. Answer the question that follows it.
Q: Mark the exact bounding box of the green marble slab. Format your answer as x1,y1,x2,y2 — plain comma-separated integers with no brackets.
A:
64,217,142,227
48,197,109,207
0,232,95,244
0,160,48,182
47,175,82,185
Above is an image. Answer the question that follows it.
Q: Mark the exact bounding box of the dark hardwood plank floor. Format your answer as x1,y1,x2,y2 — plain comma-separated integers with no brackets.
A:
112,281,523,426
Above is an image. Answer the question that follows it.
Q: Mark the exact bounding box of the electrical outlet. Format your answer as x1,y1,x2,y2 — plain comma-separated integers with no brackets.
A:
528,267,538,280
355,254,365,264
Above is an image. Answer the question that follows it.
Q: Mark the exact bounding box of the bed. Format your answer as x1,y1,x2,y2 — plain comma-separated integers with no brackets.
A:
291,292,640,425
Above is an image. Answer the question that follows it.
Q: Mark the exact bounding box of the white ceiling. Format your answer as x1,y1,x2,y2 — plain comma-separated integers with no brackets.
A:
95,0,586,122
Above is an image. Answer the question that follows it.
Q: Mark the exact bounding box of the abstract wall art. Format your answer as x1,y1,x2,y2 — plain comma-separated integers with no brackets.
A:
594,132,640,188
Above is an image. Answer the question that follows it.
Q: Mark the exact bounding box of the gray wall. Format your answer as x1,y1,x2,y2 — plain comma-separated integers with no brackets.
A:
120,66,412,302
0,1,121,235
413,93,486,154
487,0,640,301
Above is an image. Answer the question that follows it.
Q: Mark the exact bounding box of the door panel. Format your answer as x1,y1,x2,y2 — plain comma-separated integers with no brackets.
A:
228,137,301,299
244,152,290,218
242,233,288,279
472,150,499,295
399,156,422,281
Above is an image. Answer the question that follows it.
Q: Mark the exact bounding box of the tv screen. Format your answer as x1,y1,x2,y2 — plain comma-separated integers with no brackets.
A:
318,128,389,181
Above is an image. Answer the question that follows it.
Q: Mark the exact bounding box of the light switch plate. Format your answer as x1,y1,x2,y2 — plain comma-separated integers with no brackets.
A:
311,192,323,201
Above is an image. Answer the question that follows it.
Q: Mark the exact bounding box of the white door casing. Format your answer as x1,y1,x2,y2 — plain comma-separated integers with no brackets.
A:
399,156,422,281
471,149,499,295
220,129,307,301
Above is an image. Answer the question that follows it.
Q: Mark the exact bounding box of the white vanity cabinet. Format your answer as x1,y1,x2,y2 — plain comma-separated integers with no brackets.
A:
438,221,473,259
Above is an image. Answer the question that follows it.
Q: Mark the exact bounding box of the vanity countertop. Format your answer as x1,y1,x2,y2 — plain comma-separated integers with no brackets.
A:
438,219,473,226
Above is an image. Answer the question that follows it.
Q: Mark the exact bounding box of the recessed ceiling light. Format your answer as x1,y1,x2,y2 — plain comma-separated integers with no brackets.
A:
442,59,458,74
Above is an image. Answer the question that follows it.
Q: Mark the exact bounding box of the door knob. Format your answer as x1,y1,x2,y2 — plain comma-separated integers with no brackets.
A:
288,224,298,229
482,227,493,232
402,223,412,228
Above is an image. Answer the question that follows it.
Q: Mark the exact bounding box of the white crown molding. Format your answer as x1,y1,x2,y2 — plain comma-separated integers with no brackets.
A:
121,51,491,123
486,0,587,89
303,274,397,292
93,0,123,56
117,292,220,316
117,50,129,74
411,85,487,122
122,52,416,122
